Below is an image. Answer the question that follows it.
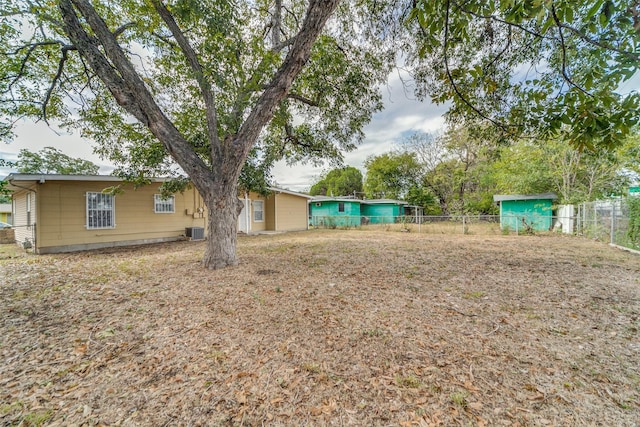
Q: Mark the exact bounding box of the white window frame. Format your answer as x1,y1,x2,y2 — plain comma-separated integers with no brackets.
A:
253,200,264,222
86,192,115,229
154,194,175,213
26,193,31,226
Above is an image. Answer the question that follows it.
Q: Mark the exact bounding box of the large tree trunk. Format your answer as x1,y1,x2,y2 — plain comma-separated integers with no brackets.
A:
201,186,244,269
58,0,341,270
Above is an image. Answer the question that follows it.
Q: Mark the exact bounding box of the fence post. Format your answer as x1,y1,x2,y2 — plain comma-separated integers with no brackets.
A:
610,201,616,245
515,216,519,235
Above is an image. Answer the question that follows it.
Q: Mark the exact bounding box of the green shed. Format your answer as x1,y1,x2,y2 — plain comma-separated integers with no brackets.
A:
493,193,557,232
361,199,408,224
309,197,361,227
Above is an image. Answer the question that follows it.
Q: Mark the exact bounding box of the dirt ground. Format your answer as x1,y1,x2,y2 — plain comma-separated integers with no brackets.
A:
1,229,639,426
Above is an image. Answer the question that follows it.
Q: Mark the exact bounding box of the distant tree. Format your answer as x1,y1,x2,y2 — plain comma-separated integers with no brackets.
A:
16,147,100,175
402,126,496,214
309,166,363,196
404,185,441,215
363,152,422,200
398,131,445,173
491,139,632,203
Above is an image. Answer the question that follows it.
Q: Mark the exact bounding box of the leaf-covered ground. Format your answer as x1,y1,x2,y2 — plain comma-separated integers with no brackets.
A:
1,230,639,426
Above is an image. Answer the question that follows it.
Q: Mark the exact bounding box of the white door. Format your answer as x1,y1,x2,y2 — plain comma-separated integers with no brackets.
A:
238,199,249,233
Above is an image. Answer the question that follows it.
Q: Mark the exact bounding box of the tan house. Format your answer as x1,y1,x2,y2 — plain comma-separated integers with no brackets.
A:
0,203,11,224
4,174,311,254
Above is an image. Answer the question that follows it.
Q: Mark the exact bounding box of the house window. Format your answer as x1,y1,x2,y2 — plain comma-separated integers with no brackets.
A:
338,202,345,213
253,200,264,222
26,193,31,226
154,194,175,213
86,192,115,229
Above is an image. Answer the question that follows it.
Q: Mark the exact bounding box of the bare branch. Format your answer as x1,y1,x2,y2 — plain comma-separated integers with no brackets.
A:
272,36,296,52
113,22,136,38
287,92,319,107
42,45,76,123
272,0,282,48
550,5,592,97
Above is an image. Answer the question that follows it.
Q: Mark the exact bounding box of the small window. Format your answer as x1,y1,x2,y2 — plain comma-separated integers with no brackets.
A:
253,200,264,222
154,194,175,213
338,202,345,213
86,192,115,229
26,193,31,226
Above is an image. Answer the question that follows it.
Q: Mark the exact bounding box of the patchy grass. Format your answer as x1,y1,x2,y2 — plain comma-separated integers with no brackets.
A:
1,230,640,426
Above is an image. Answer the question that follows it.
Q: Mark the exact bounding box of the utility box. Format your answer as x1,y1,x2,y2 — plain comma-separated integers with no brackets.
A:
185,227,205,240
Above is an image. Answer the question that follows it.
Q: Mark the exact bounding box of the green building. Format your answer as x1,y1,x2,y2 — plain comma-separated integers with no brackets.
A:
493,193,557,232
360,199,408,224
309,197,361,227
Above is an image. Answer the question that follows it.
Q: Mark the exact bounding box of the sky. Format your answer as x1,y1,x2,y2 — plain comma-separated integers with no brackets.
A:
0,70,449,192
2,69,638,192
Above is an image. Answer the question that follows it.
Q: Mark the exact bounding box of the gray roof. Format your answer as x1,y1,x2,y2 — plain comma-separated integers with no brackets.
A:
4,174,310,199
493,193,557,202
309,196,361,203
361,199,408,205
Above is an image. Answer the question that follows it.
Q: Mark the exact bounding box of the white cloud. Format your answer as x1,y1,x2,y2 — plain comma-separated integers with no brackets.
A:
1,120,114,177
273,71,448,191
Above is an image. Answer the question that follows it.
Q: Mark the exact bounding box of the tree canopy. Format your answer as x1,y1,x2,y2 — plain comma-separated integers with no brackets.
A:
309,166,363,197
12,147,100,175
0,0,393,268
363,152,422,200
407,0,639,149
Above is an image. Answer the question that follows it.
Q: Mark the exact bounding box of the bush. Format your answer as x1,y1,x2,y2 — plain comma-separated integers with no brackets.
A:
627,197,640,248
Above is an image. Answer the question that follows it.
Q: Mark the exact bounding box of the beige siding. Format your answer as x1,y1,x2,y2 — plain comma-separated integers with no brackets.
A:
273,193,309,231
34,181,206,253
265,196,276,230
248,193,267,232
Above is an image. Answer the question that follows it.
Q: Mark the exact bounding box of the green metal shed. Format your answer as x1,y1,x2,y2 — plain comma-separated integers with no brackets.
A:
361,199,408,224
493,193,557,232
309,197,361,227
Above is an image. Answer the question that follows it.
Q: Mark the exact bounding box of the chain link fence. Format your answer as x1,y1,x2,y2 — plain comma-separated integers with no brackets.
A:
577,199,638,251
312,202,639,249
310,214,505,235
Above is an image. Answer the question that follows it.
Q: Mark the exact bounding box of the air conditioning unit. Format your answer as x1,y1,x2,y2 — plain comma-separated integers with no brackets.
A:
185,227,205,240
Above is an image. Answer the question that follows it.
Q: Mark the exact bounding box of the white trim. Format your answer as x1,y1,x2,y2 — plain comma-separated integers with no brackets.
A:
86,192,116,229
154,194,175,213
253,200,264,222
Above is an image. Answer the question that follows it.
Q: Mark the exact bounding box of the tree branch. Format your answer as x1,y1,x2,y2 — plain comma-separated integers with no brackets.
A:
42,45,76,123
236,0,340,167
556,22,640,61
550,5,592,97
287,92,319,107
149,0,221,153
59,0,213,190
272,0,282,48
455,2,557,42
442,0,513,132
